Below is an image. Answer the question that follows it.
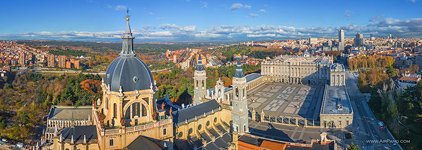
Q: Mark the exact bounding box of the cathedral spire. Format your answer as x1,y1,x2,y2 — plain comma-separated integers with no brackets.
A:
120,9,135,56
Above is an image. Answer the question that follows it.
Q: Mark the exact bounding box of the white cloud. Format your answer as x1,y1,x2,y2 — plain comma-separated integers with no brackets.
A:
344,10,352,18
114,5,127,11
230,3,251,10
2,18,422,41
200,1,208,8
259,9,266,13
249,13,259,17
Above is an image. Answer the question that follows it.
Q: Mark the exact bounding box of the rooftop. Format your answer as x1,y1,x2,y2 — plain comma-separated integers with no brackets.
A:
245,73,262,82
127,135,166,150
60,125,97,144
48,106,92,121
172,99,220,126
321,85,352,115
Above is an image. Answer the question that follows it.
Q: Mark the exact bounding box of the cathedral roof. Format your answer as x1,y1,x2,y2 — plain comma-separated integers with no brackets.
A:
105,13,155,92
172,100,220,126
48,106,92,120
127,135,165,150
60,125,97,144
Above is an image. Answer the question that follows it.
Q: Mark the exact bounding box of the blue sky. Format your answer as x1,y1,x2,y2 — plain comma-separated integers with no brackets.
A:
0,0,421,41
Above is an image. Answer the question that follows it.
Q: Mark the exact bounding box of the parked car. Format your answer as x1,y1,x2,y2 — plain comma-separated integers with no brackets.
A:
378,121,385,130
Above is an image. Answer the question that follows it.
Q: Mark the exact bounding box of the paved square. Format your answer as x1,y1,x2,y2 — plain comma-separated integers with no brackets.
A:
248,83,324,120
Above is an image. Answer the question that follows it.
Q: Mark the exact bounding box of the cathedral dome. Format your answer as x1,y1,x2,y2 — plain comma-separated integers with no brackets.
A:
105,56,154,92
105,14,154,92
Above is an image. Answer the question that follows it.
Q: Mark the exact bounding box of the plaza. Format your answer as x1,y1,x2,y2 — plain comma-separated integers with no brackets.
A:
247,82,324,127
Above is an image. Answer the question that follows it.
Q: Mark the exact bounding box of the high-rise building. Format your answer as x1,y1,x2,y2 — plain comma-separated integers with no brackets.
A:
58,55,67,68
71,59,80,69
47,54,55,67
338,29,344,51
354,33,364,47
308,38,318,45
18,53,26,66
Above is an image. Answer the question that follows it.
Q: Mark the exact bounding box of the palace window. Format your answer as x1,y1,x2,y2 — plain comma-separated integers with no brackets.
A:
163,128,167,135
198,124,202,130
206,121,210,127
110,139,114,146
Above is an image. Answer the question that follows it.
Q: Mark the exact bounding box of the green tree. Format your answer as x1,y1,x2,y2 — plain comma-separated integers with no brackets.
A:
0,117,6,129
347,144,359,150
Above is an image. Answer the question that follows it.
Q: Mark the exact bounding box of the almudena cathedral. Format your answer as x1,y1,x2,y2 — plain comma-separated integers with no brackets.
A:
40,14,352,150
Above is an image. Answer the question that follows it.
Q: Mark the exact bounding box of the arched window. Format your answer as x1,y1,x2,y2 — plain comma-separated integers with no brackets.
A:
198,124,202,130
106,98,109,110
202,80,204,87
136,103,141,116
196,80,198,87
131,104,136,117
142,104,147,116
163,128,167,135
188,128,193,134
235,88,239,98
113,103,117,118
125,107,130,119
243,89,245,97
131,102,140,117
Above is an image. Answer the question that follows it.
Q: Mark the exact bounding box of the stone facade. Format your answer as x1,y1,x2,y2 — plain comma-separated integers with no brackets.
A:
261,55,333,84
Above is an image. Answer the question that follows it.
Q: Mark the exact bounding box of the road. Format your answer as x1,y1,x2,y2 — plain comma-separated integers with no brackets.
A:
345,71,402,150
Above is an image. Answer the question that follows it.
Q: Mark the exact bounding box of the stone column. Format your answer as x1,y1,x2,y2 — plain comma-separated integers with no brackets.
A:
251,109,256,121
304,120,307,127
261,111,265,122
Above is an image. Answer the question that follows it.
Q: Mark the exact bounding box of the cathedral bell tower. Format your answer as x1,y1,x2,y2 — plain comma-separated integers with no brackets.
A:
193,54,207,104
231,58,249,134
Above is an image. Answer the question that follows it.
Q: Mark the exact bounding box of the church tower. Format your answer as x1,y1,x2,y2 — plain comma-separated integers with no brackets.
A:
231,58,249,134
193,54,207,104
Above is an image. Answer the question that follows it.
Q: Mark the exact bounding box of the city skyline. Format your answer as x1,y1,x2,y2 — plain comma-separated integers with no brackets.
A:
0,0,422,41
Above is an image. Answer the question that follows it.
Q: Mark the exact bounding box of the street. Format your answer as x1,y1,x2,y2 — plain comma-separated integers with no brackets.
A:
345,71,402,150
